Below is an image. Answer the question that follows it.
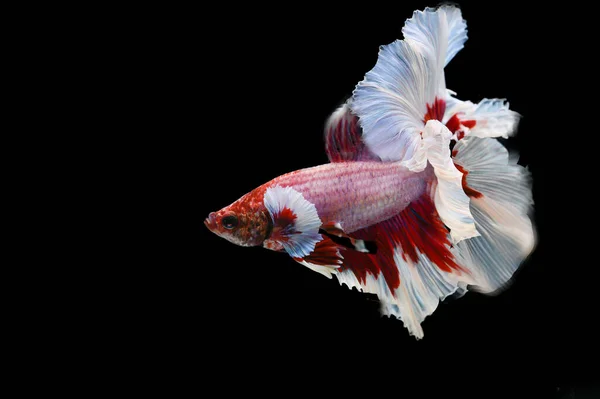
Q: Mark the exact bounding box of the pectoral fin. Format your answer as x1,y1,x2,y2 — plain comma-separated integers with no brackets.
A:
263,185,322,259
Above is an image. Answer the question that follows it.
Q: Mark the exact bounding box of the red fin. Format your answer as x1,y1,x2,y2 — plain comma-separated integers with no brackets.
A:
339,195,463,294
324,103,379,162
295,236,343,266
321,222,375,254
395,196,462,272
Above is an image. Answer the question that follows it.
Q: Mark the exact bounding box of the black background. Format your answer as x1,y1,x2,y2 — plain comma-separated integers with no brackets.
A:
101,1,597,397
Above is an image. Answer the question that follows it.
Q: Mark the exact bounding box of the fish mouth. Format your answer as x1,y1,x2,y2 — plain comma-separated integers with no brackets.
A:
204,212,217,231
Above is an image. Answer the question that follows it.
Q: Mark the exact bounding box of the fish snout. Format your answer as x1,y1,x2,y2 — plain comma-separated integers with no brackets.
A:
204,212,217,231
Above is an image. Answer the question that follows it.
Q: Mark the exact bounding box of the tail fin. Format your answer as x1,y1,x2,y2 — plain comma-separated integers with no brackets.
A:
330,137,535,339
316,5,535,338
452,136,536,293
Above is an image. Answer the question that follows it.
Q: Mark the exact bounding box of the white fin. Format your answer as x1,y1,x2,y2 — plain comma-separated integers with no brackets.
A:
335,251,472,340
423,120,479,243
352,39,444,163
453,137,536,292
382,249,472,339
445,95,521,139
351,6,465,166
263,185,322,259
297,260,339,279
402,5,468,67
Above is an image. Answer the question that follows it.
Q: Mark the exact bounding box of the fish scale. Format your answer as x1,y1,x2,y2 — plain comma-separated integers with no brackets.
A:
267,161,430,233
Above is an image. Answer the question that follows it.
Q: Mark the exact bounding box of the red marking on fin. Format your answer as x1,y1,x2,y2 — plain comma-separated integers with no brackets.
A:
461,119,476,129
271,207,298,243
275,208,297,227
424,97,446,123
339,195,462,294
394,196,462,273
445,113,477,141
338,243,389,287
296,237,343,266
455,164,483,199
445,113,461,133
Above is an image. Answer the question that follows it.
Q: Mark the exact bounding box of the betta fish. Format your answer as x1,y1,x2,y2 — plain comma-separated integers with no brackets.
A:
204,5,535,339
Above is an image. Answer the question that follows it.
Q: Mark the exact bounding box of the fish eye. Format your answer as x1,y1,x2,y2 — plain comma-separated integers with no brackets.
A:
221,215,238,229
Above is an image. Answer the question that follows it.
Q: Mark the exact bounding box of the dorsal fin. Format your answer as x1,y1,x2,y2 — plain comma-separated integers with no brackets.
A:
324,102,380,163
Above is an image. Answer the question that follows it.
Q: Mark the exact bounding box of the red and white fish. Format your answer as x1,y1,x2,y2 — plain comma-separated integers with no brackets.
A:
204,5,536,339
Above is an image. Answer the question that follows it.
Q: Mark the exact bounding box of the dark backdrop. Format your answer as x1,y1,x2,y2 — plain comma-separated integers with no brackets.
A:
114,2,597,397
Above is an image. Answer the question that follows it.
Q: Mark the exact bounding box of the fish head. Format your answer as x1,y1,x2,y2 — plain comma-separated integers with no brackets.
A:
204,191,271,247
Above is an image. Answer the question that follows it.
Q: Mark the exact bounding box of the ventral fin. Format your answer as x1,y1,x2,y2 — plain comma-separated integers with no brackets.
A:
263,185,322,259
320,221,376,254
294,237,344,279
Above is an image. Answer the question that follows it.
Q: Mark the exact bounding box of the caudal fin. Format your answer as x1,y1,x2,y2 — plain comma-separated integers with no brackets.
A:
452,136,536,293
315,4,535,338
331,138,535,339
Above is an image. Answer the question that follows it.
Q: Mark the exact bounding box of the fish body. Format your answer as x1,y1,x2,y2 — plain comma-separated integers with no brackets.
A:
273,162,428,233
206,161,430,252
